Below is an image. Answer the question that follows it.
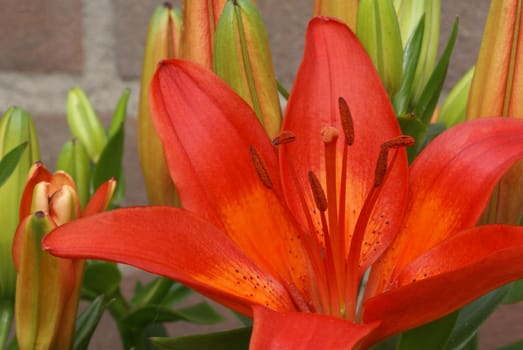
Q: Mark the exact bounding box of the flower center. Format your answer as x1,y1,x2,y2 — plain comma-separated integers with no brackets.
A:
252,97,414,320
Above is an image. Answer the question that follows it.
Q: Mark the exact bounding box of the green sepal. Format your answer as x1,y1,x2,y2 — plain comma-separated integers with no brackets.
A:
81,261,122,299
73,295,107,350
357,0,403,97
444,285,510,350
150,327,252,350
0,142,27,188
397,311,458,350
438,66,475,128
66,87,107,163
414,18,459,125
56,139,91,208
392,15,425,115
122,302,223,328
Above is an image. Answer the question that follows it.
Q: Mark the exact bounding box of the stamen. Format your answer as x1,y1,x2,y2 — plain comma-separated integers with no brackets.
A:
308,171,327,212
338,97,354,145
249,145,273,189
272,131,296,146
374,147,389,188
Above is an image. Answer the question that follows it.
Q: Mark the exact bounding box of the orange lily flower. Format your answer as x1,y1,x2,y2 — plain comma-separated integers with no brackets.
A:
44,18,523,348
13,163,115,349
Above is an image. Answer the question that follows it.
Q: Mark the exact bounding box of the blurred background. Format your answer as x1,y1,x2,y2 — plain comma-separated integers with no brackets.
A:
0,0,521,348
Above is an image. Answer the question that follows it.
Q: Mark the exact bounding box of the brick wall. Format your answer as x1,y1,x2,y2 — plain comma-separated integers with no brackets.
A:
0,0,489,117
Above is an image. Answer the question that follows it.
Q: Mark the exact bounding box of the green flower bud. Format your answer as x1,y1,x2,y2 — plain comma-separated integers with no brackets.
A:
357,0,403,97
66,87,107,162
56,139,91,208
0,107,39,301
213,0,282,138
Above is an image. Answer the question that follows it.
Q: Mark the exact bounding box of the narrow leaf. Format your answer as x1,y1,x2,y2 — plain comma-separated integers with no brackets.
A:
415,18,459,124
150,327,252,350
73,295,107,350
398,311,458,350
0,142,27,188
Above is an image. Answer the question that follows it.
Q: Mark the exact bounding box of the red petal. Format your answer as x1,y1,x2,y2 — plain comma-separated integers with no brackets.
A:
279,17,408,269
43,207,296,316
250,305,379,350
150,59,313,303
83,178,116,216
368,118,523,295
363,224,523,344
19,162,52,219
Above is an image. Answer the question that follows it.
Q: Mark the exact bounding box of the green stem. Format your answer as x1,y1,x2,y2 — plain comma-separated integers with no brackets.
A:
0,299,14,348
107,289,144,350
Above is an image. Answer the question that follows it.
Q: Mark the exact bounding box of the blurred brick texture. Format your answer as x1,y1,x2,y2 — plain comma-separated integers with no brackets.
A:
2,0,523,349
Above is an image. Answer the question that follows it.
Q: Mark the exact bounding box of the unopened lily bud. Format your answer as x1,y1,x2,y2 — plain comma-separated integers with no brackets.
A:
56,139,91,208
139,3,181,206
313,0,359,31
180,0,228,68
0,107,39,301
394,0,440,104
66,87,107,162
357,0,403,97
213,0,282,138
438,66,474,128
12,163,115,350
466,0,523,224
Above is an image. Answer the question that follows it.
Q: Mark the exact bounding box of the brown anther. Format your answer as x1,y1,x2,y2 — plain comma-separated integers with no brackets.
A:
249,146,273,189
272,131,296,146
308,171,328,212
321,126,339,144
338,97,354,145
163,2,173,9
382,135,415,149
374,147,389,187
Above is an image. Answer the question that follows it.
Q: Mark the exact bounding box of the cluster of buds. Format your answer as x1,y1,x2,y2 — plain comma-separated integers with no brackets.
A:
12,163,115,349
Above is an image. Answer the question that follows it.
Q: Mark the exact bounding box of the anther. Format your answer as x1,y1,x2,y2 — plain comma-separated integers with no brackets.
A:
272,131,296,146
249,145,273,189
338,97,354,145
321,126,339,144
382,135,415,149
308,171,328,212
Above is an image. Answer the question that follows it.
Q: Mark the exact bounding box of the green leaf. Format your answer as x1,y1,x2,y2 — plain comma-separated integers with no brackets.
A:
398,114,426,162
150,327,252,350
123,302,223,328
131,277,175,308
398,311,458,350
503,280,523,304
0,142,27,188
499,339,523,350
414,18,458,125
392,15,425,115
445,285,510,350
160,283,193,306
82,261,122,299
90,122,124,198
108,89,130,138
73,295,108,350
